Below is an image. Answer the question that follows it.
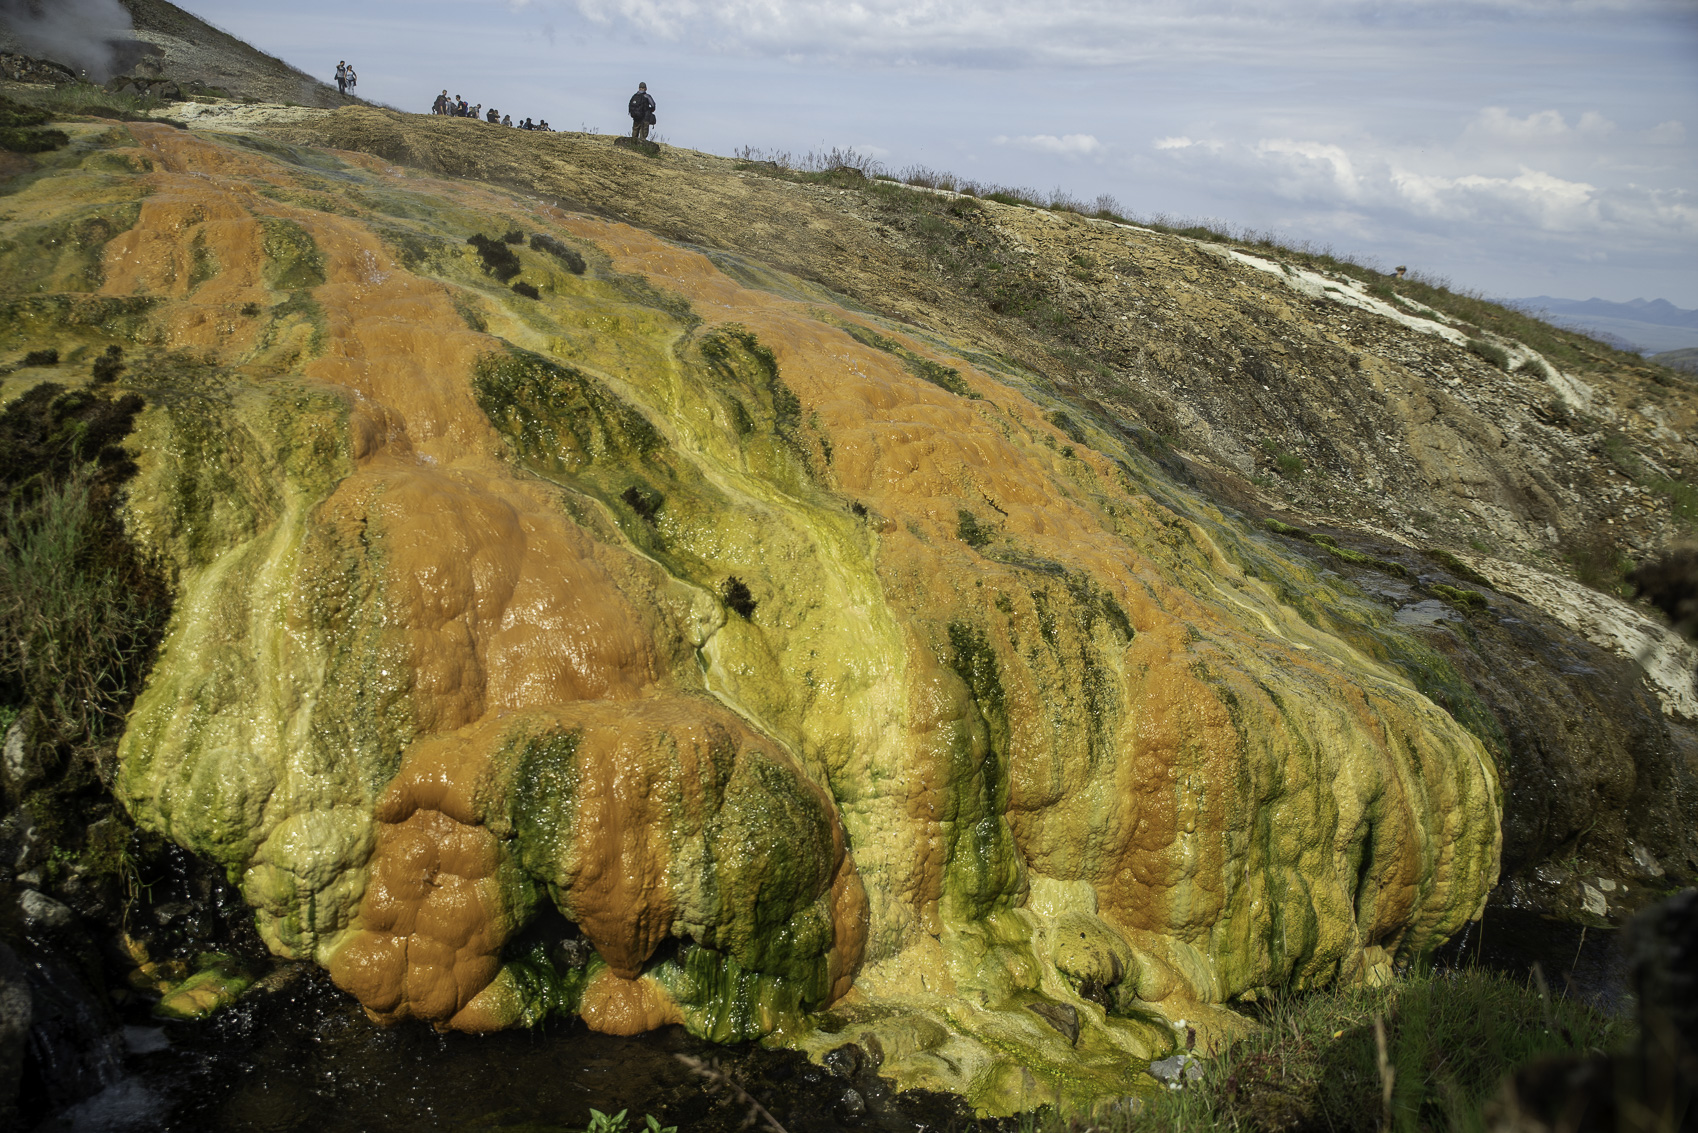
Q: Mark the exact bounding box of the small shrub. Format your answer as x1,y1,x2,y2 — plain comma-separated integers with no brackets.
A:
1094,967,1623,1133
511,280,540,300
1568,526,1635,597
0,125,69,153
0,94,68,152
467,233,521,281
1658,478,1698,528
240,302,261,317
21,349,58,367
1046,410,1087,446
1468,338,1512,370
91,345,125,384
1599,430,1645,482
1260,438,1304,480
0,384,170,751
502,229,524,244
957,508,994,549
907,356,976,398
722,576,756,619
1431,583,1487,609
850,501,868,518
1424,548,1494,587
529,233,586,275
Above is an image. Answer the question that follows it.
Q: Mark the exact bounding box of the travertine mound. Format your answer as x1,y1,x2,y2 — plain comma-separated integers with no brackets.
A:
3,118,1505,1111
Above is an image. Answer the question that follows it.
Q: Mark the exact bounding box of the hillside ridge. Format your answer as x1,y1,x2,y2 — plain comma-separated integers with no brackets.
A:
0,92,1694,1119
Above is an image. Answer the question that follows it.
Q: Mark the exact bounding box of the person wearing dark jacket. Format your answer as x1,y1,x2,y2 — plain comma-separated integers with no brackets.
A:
628,82,655,142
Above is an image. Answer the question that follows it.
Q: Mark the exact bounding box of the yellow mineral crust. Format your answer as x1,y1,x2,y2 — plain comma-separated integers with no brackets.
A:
45,122,1503,1110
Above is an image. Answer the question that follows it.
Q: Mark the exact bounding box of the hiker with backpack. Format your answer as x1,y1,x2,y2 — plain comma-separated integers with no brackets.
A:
628,82,655,142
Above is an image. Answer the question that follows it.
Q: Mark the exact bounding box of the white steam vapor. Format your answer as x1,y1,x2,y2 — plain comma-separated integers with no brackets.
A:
0,0,138,80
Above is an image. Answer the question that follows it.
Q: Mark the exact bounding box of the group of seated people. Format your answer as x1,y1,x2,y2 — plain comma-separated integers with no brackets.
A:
430,91,552,131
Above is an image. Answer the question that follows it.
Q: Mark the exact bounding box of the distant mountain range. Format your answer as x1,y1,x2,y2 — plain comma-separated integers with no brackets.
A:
1509,295,1698,355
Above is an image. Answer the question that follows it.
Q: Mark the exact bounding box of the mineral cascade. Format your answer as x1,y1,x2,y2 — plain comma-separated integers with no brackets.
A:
3,106,1690,1114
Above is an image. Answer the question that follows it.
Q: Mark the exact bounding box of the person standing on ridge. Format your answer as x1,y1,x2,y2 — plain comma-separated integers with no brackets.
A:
432,90,448,114
628,82,655,142
335,60,347,95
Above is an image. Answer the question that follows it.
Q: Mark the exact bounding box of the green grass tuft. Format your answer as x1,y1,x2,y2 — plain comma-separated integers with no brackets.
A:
0,384,171,752
1071,967,1623,1132
1259,439,1305,480
1468,338,1513,370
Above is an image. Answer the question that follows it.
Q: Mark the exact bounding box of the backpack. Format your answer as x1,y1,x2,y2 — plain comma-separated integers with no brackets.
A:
629,92,652,120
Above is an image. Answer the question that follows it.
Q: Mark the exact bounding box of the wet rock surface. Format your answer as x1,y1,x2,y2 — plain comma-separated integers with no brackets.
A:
49,965,993,1133
1250,520,1698,911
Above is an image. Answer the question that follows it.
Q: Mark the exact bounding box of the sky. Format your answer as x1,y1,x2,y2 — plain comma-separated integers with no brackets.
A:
176,1,1698,307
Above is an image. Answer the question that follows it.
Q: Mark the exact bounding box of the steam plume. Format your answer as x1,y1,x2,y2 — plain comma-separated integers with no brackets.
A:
0,0,138,81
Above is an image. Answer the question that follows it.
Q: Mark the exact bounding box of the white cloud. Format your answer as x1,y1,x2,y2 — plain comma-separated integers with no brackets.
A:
1391,166,1599,228
1648,120,1686,143
552,0,1686,66
1255,138,1361,195
1151,123,1698,246
1466,106,1617,145
995,133,1103,156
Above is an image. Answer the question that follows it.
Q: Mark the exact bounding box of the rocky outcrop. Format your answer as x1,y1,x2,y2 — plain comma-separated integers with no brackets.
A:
0,0,354,109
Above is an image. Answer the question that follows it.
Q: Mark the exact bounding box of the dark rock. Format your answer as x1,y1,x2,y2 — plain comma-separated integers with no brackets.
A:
1484,889,1698,1131
1485,1053,1617,1132
18,889,74,934
1630,887,1698,1079
832,1086,865,1124
0,54,76,85
822,1042,862,1079
1026,1000,1079,1045
0,941,31,1127
1148,1053,1203,1084
0,808,46,876
4,922,121,1122
152,900,194,927
1,712,54,802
